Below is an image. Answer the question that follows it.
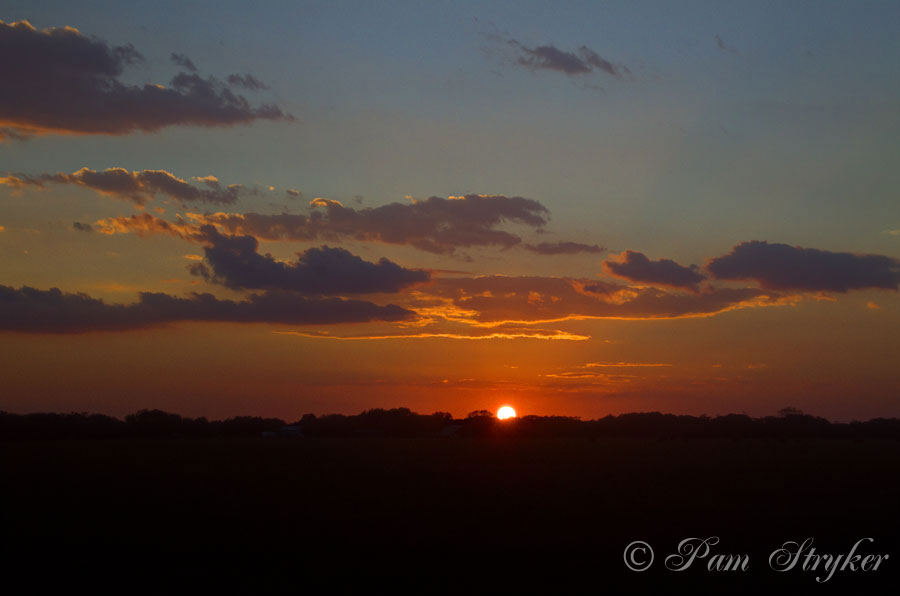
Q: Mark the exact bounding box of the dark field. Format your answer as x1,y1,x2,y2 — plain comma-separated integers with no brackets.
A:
3,437,899,592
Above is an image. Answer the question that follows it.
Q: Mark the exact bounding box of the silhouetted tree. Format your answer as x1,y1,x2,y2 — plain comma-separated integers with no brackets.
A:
466,410,494,419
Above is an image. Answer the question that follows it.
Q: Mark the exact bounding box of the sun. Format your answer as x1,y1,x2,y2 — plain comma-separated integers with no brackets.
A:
497,405,517,420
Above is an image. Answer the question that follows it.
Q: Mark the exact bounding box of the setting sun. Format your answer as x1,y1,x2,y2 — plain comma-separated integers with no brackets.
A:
497,406,517,420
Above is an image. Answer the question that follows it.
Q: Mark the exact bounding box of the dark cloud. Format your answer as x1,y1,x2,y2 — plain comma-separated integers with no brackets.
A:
603,250,706,291
0,19,291,137
227,74,269,91
192,194,550,254
191,226,430,294
1,168,250,205
420,276,783,323
170,52,197,71
94,195,591,257
0,285,415,333
524,241,605,255
706,241,900,293
517,43,592,75
72,222,93,233
498,37,628,78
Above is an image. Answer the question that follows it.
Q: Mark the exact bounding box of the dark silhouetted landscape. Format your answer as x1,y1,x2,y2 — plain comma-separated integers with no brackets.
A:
2,407,899,592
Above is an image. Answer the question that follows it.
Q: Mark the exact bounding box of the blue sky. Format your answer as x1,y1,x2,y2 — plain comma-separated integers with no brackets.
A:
4,2,898,261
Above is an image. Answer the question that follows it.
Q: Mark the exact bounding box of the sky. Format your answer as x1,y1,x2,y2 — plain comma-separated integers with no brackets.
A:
1,1,898,421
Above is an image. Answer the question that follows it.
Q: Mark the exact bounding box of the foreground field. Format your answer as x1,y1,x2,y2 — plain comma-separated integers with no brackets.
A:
2,437,898,592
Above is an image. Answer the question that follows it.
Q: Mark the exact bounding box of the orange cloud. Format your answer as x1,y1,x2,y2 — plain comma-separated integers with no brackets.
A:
274,329,588,341
94,213,200,239
543,371,635,381
1,167,251,205
584,362,673,368
309,197,343,208
417,275,791,324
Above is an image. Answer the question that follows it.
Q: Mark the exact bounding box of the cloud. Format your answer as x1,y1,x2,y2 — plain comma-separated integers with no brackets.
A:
418,276,786,324
86,194,577,255
524,241,605,255
602,250,706,291
170,52,197,72
1,167,251,205
275,329,588,341
87,214,796,323
0,127,29,142
584,362,672,368
226,74,269,91
190,225,430,294
706,241,900,292
543,371,621,379
714,35,739,54
72,222,93,232
94,213,200,238
179,194,550,254
0,19,291,137
309,197,341,208
0,285,415,333
493,36,629,78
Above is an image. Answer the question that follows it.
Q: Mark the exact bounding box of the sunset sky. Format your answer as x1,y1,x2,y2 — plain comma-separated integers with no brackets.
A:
1,1,898,421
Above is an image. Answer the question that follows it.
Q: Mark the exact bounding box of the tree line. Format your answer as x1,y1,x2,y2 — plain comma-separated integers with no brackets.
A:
1,406,900,440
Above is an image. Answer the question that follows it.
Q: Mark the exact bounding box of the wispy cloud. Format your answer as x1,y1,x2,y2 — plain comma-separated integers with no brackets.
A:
275,329,588,341
524,241,605,255
94,213,200,238
584,362,672,368
226,73,269,91
714,34,739,54
170,52,197,71
421,275,788,324
487,33,629,79
1,167,253,206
